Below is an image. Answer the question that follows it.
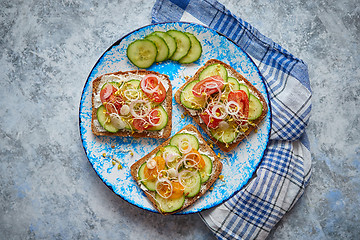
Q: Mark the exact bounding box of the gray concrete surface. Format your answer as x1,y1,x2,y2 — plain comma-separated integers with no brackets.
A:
1,0,359,239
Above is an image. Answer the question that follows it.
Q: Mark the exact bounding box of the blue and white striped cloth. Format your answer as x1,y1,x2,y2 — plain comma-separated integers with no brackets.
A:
152,0,312,239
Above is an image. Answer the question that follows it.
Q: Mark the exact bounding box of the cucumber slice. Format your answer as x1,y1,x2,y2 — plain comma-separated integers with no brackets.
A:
147,105,169,131
156,145,181,157
109,114,129,130
138,162,156,191
180,80,206,110
121,79,142,101
127,39,157,68
151,31,177,59
227,77,240,91
179,169,201,198
170,133,199,151
145,34,169,62
96,105,119,133
122,79,140,89
199,63,228,82
178,32,202,64
155,193,185,213
210,124,237,143
155,145,181,169
248,94,263,120
101,81,120,90
239,84,250,98
167,30,191,61
199,154,213,183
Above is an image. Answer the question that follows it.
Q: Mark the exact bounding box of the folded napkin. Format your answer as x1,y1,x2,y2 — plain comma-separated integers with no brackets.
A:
152,0,312,239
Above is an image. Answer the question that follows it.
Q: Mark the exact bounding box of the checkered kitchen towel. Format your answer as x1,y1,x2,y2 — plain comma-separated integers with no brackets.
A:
152,0,312,239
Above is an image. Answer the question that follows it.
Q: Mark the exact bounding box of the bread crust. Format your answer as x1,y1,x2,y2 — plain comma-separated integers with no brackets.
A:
91,70,172,139
130,124,223,215
175,59,268,152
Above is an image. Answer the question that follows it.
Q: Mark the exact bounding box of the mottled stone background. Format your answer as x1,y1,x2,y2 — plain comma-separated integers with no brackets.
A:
1,0,359,239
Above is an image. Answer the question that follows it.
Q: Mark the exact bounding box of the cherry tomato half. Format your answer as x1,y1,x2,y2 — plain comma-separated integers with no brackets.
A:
140,74,166,103
105,95,123,114
148,109,161,125
192,75,224,98
132,118,150,131
228,90,249,123
132,109,160,131
100,84,117,103
200,105,223,129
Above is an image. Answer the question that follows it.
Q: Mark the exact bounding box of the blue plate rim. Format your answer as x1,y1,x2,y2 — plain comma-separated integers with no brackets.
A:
78,21,272,215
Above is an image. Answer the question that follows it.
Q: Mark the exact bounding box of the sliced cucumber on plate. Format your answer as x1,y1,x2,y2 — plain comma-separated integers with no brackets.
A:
170,133,199,151
96,105,119,133
126,30,202,68
226,78,250,98
179,169,201,198
210,123,237,143
248,93,263,120
227,77,240,91
180,80,206,110
155,145,181,169
199,154,213,183
138,162,156,191
166,30,191,61
155,193,185,213
127,39,157,68
101,81,120,90
145,34,169,62
155,145,181,158
239,84,250,98
122,79,141,89
151,31,177,59
178,32,202,64
198,63,228,82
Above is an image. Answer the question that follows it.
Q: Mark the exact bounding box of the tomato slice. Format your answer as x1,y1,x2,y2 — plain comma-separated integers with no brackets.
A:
228,90,249,123
105,95,123,114
132,109,160,131
144,156,166,181
132,118,150,131
156,180,184,200
148,109,160,125
140,74,166,103
200,105,222,129
192,75,224,97
100,84,117,103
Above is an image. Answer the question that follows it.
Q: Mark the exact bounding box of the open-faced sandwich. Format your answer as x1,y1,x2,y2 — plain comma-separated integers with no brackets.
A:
130,124,223,215
175,59,268,152
92,70,172,139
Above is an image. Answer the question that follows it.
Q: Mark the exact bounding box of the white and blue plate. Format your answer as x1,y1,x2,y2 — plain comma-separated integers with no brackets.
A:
79,22,271,214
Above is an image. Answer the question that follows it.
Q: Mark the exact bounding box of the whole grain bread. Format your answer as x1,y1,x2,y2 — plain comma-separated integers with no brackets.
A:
175,59,268,152
91,70,172,139
130,124,223,215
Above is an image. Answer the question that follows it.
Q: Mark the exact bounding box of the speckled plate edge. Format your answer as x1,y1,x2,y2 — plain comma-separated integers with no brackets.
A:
79,22,272,214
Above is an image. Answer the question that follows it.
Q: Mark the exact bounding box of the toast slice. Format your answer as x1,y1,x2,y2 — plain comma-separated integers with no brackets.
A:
175,59,268,152
91,70,172,139
130,124,223,215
